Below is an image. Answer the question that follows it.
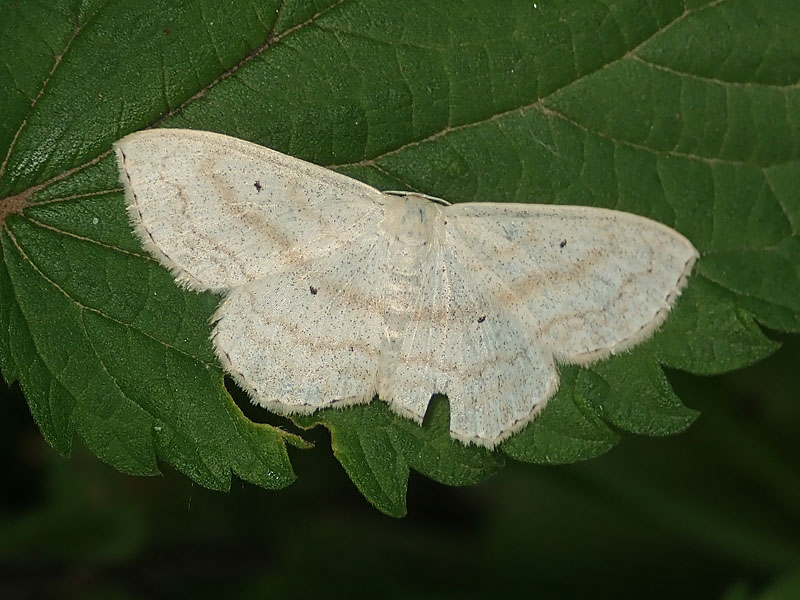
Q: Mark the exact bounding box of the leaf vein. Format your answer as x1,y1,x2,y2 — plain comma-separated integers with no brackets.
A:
631,54,800,90
0,0,110,185
331,0,729,169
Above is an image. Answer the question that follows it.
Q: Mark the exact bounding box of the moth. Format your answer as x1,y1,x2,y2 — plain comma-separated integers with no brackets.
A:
115,129,697,448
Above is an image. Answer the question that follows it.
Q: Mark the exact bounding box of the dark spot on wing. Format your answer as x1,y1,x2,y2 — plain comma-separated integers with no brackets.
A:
254,181,263,192
560,239,567,248
477,315,486,323
309,285,318,295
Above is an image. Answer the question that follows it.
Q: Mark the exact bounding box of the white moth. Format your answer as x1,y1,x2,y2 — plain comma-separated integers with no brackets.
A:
115,129,698,449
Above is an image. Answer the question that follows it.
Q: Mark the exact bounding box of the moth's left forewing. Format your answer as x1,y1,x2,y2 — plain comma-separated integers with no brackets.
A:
445,203,698,364
115,129,385,293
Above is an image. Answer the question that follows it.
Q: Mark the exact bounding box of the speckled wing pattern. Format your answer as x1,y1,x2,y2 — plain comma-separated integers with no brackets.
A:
115,129,698,449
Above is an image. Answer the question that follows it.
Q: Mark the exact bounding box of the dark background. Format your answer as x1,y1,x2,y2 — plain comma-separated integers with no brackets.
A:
2,334,799,600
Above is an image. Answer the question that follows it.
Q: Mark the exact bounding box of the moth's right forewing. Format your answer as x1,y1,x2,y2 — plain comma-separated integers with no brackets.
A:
445,203,698,364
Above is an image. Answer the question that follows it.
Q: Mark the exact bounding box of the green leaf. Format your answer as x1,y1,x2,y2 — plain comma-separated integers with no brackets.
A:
296,397,502,517
1,0,798,514
502,367,620,464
